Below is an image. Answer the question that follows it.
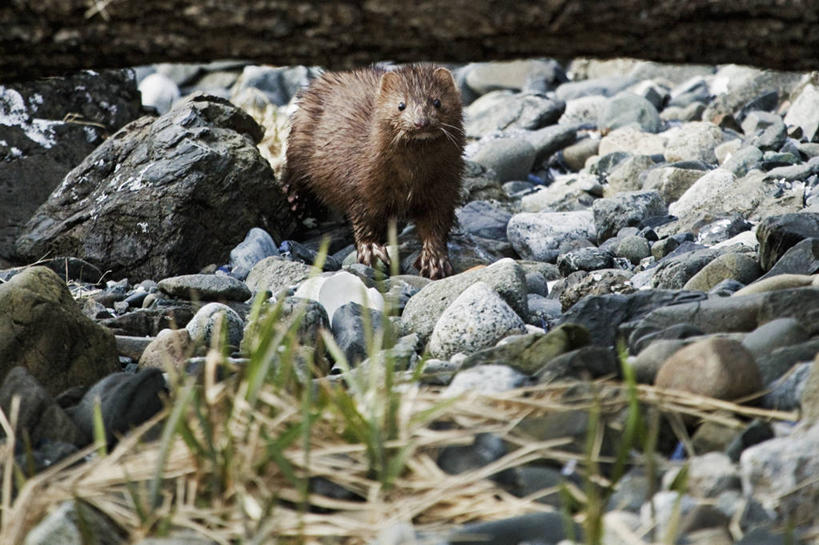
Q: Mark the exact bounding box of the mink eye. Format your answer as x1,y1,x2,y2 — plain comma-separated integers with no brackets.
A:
432,98,441,108
398,102,406,111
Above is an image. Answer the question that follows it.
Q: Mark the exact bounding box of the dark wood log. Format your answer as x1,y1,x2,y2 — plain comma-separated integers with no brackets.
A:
2,0,818,82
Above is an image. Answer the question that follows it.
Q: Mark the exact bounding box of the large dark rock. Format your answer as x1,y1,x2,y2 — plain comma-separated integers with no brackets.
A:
0,267,119,395
16,95,296,281
0,70,142,262
756,213,819,271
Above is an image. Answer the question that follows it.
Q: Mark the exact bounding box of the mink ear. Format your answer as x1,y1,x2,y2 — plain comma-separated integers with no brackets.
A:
378,71,401,96
432,67,457,90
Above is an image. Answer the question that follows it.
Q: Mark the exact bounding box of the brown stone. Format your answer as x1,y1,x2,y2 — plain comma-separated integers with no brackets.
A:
138,328,195,370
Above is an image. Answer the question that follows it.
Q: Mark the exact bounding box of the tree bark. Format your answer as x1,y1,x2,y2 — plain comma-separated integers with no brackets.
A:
2,0,818,82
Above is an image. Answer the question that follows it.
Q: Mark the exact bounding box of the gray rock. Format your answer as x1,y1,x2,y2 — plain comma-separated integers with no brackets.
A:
640,491,699,542
185,302,244,348
741,111,787,151
561,137,600,171
229,227,279,281
429,282,527,359
630,322,704,355
470,137,536,182
456,201,512,241
71,368,166,447
680,452,742,497
722,145,763,177
599,126,667,157
599,92,662,133
134,536,217,545
663,121,725,163
741,317,810,362
668,76,710,108
445,511,578,545
437,432,507,475
507,210,596,262
558,95,608,126
641,165,707,203
0,70,142,262
696,215,754,246
464,91,565,138
682,252,761,291
331,302,384,366
401,258,528,342
703,65,802,122
442,364,528,396
660,102,706,122
783,83,819,141
0,267,119,396
527,293,562,326
158,274,251,302
740,421,819,523
555,75,635,101
630,339,690,384
535,345,619,383
592,190,667,243
138,328,195,370
461,160,507,202
0,367,83,446
763,155,819,182
557,269,635,312
230,64,320,106
605,154,657,193
801,353,819,423
464,59,567,95
23,500,125,545
756,212,819,271
245,256,313,296
762,360,812,410
755,338,819,386
519,172,601,212
16,95,296,280
607,468,656,512
559,289,706,348
524,124,578,165
615,235,652,264
556,246,615,275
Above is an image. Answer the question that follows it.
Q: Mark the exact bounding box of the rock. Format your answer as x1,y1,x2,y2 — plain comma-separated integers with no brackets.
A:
445,511,577,545
0,70,142,262
158,274,251,302
741,111,787,152
763,155,819,182
655,337,762,400
630,339,690,384
599,126,667,157
592,190,667,243
599,92,662,133
331,302,384,366
740,422,819,524
535,345,619,383
101,305,195,337
71,368,166,447
456,200,512,241
230,64,320,106
469,137,536,182
442,364,528,397
667,168,737,226
428,282,527,359
461,160,507,202
741,318,810,363
614,235,652,264
682,252,762,291
734,273,819,296
697,216,754,246
401,259,528,342
640,492,699,542
0,267,119,395
555,75,635,101
756,339,819,386
245,256,313,296
464,59,567,95
783,83,819,141
556,247,614,275
801,353,819,424
604,154,657,193
558,95,608,125
630,322,704,355
0,367,83,446
138,328,195,369
519,172,601,212
722,145,763,177
115,335,153,361
437,432,506,474
561,137,600,171
762,360,812,410
16,95,296,280
642,165,707,204
756,213,819,271
704,65,802,122
679,452,742,497
185,302,244,349
138,72,180,114
23,500,125,545
229,227,279,280
559,289,706,348
464,91,565,138
507,210,596,261
524,124,578,164
527,294,562,326
662,121,725,163
558,269,634,312
460,323,590,375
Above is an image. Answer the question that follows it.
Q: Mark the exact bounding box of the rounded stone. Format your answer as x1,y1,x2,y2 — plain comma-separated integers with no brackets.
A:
615,235,652,264
185,302,244,348
470,137,537,182
682,253,762,292
139,328,195,369
655,337,762,400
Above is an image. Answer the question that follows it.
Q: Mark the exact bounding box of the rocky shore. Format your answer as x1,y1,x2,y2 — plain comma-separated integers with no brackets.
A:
1,58,818,544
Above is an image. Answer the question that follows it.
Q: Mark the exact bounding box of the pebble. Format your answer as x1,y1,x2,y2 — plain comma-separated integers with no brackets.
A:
507,210,596,261
185,302,244,349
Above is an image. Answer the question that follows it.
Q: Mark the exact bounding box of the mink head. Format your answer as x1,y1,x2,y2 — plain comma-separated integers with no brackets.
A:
375,65,463,144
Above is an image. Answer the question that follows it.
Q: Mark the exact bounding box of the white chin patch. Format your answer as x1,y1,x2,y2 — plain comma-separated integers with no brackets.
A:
413,132,436,140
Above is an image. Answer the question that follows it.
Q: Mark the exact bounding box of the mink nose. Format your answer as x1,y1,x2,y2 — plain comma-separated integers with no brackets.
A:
414,118,430,129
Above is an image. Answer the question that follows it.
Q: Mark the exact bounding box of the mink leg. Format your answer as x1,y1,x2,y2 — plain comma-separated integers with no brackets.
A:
413,214,453,280
351,216,390,268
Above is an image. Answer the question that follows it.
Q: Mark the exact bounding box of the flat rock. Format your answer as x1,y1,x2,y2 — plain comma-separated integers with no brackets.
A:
464,91,564,138
507,210,596,262
756,213,819,272
599,91,662,133
592,190,667,243
158,274,251,302
442,364,528,396
245,256,313,296
682,252,761,291
470,137,536,182
783,83,819,141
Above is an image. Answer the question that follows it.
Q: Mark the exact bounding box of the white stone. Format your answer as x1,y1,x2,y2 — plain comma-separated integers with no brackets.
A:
294,270,384,323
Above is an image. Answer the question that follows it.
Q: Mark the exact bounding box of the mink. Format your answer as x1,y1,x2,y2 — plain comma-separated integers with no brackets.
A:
282,64,465,279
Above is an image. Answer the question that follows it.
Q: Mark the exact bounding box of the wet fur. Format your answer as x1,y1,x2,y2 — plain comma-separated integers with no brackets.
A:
282,64,465,279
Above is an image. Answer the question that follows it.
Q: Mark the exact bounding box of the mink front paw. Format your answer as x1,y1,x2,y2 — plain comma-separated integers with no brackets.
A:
415,247,453,280
357,241,391,268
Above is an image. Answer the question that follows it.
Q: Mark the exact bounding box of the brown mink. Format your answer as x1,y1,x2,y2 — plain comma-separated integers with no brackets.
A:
282,64,465,279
